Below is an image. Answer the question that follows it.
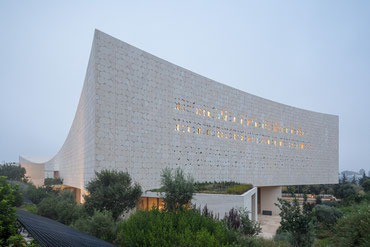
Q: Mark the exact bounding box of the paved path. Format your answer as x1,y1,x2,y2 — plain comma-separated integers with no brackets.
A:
258,214,281,239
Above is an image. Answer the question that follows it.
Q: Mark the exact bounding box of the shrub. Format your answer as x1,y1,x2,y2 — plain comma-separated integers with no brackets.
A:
26,183,57,204
312,205,342,227
223,208,261,237
72,210,116,243
115,208,238,246
161,167,195,212
38,191,84,225
84,170,142,220
226,184,253,195
22,204,38,214
332,203,370,247
44,177,63,186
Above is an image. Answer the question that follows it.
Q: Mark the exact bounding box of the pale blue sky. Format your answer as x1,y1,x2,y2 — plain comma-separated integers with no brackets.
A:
1,1,369,172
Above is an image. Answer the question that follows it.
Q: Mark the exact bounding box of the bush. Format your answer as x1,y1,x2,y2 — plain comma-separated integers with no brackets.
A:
22,204,38,214
332,203,370,247
161,167,195,212
26,183,57,204
72,210,116,243
38,191,84,225
44,177,63,186
115,208,238,246
226,184,253,195
312,205,343,227
223,208,261,237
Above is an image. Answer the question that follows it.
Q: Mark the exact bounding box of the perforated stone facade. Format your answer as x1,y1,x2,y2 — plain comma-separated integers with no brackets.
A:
20,30,339,193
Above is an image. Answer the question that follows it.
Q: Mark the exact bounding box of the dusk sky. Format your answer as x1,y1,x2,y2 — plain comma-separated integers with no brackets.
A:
1,1,369,173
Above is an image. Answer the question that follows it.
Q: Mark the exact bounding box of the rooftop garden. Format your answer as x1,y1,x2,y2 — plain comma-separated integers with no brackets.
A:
150,181,253,195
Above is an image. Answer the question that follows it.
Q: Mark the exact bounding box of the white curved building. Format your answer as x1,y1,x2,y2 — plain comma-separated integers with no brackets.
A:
20,30,338,215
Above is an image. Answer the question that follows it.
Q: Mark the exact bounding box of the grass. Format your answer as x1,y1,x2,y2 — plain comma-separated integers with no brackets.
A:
149,181,253,195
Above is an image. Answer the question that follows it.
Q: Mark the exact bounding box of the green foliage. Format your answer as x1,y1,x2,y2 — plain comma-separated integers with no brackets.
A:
72,210,117,243
161,167,195,212
362,178,370,192
0,163,27,182
25,183,57,204
115,208,238,247
275,193,315,247
21,203,38,214
38,191,84,225
223,208,261,237
312,205,342,227
84,170,142,219
0,176,17,245
332,202,370,247
226,184,253,195
44,177,63,186
333,183,357,199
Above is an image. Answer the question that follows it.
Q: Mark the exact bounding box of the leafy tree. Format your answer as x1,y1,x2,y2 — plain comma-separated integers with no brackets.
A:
44,177,63,186
161,167,195,212
26,183,57,204
72,210,117,243
332,203,370,247
315,196,322,205
275,192,315,247
84,170,142,219
340,172,347,184
359,173,369,186
362,179,370,193
333,183,356,199
0,176,17,245
0,163,27,181
351,175,357,185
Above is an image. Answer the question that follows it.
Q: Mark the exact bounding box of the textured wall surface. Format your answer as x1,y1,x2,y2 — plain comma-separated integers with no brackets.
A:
20,30,339,192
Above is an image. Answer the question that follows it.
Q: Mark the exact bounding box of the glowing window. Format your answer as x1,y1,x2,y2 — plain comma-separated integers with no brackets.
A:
218,114,221,119
247,136,250,142
198,128,201,134
262,124,265,129
279,141,283,146
267,139,271,145
291,129,294,134
302,130,305,135
176,103,180,110
217,131,220,137
240,119,243,125
207,111,211,117
182,104,185,111
256,137,259,143
274,140,277,146
221,132,224,138
187,126,191,133
241,135,244,141
247,120,250,126
176,124,180,131
203,110,206,116
206,129,210,135
234,134,237,140
254,122,257,127
224,115,228,121
233,117,236,122
196,108,199,115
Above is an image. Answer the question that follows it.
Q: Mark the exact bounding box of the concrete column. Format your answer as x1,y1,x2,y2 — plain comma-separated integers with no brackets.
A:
258,186,281,216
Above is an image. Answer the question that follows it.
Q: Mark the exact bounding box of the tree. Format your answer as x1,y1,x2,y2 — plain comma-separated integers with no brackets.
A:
84,170,142,219
161,167,195,212
0,163,27,181
275,192,315,247
0,176,17,245
351,175,357,185
223,208,261,237
340,172,347,184
333,183,356,199
362,179,370,193
332,203,370,247
359,169,366,176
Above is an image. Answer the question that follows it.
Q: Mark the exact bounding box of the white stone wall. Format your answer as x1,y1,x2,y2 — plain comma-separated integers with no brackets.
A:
93,30,338,191
20,30,339,193
192,188,258,221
